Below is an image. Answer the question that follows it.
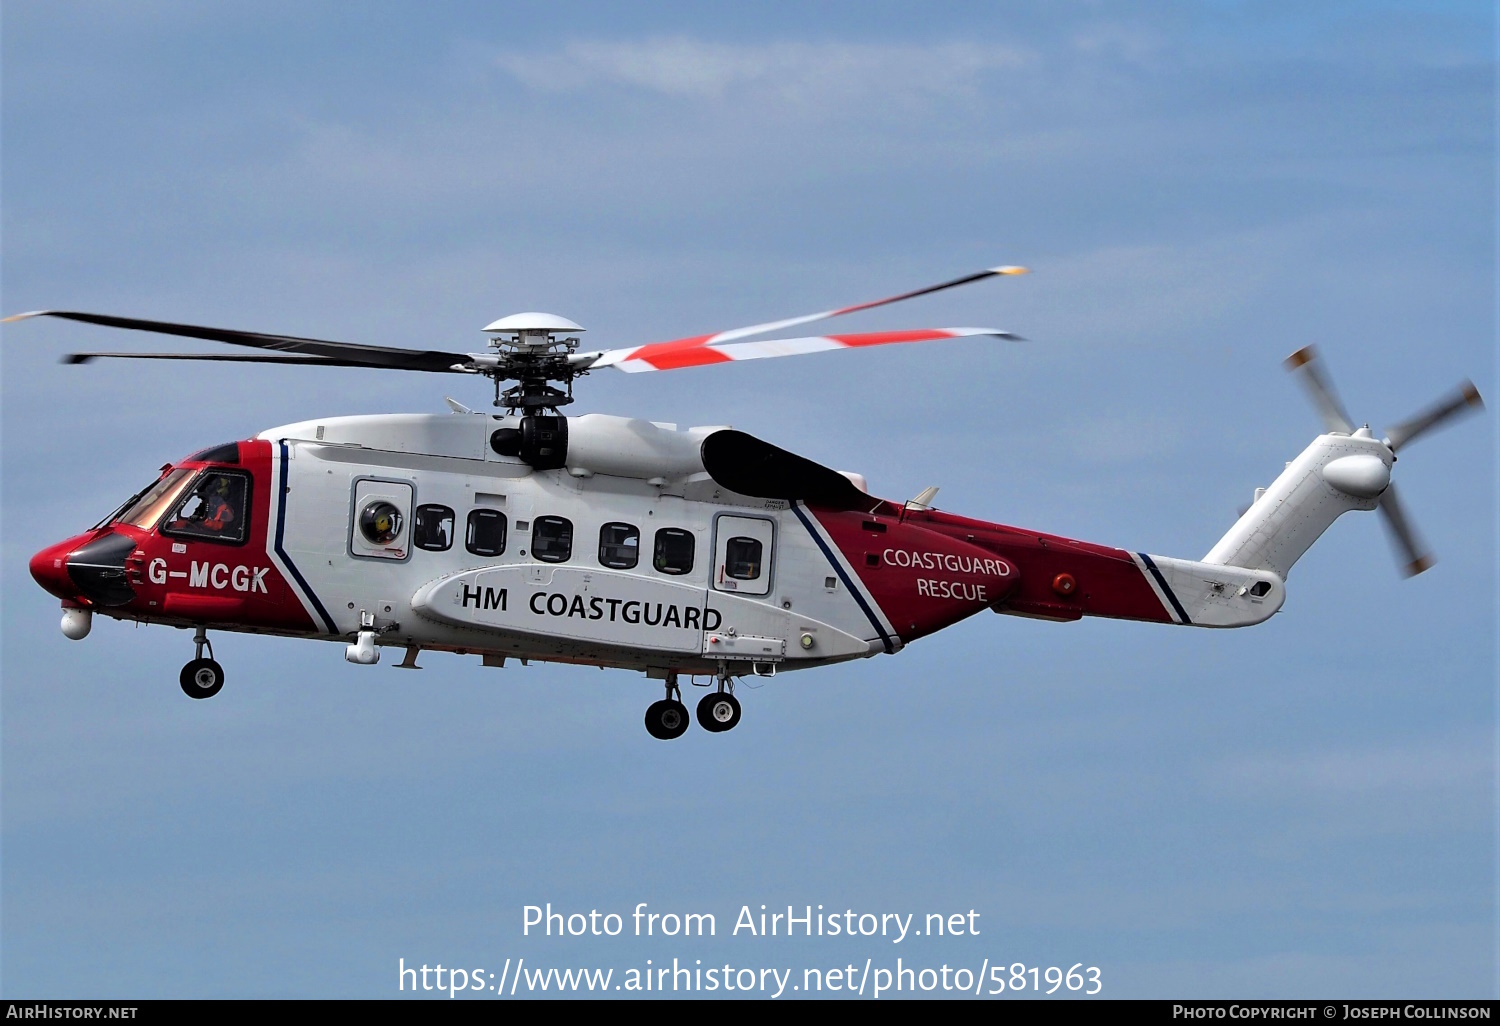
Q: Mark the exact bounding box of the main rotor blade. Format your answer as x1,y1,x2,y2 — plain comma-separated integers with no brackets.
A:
1377,482,1434,577
4,310,472,372
621,265,1029,365
1384,380,1485,451
588,326,1018,373
1284,345,1355,434
62,351,445,369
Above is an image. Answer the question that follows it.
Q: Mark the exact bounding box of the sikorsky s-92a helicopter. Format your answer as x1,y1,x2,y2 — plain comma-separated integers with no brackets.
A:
9,265,1485,738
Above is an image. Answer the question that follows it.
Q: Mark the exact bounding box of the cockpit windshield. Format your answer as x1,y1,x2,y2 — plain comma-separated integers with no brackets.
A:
114,468,196,530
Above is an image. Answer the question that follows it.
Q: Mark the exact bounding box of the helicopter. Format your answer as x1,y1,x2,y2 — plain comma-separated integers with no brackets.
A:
9,265,1485,739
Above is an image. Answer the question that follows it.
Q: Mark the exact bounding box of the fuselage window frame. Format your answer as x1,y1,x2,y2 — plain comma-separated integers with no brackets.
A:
465,508,508,558
598,522,641,570
653,527,695,576
413,503,456,552
532,515,574,564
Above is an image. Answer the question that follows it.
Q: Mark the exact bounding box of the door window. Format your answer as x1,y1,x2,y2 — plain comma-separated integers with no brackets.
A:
725,537,763,580
713,515,775,595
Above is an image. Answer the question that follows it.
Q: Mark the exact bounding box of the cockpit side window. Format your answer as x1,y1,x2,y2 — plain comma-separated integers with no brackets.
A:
162,469,252,545
118,468,197,530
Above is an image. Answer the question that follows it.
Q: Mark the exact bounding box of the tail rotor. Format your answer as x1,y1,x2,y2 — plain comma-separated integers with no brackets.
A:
1283,346,1484,577
1384,380,1485,453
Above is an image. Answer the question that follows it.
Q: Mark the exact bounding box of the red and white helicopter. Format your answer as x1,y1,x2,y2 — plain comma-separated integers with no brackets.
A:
9,266,1484,738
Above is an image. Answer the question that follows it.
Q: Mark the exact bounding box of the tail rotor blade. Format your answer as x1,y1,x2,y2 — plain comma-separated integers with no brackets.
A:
1377,482,1434,577
1384,380,1485,452
1284,345,1355,434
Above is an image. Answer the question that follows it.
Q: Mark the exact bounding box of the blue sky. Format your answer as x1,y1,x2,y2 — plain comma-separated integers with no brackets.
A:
2,1,1494,998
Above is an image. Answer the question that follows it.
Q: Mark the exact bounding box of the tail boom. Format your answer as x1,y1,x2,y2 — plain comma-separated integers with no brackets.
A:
1203,431,1391,578
897,509,1283,629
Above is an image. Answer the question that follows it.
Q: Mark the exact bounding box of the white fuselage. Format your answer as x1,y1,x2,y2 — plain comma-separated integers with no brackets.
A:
258,412,890,675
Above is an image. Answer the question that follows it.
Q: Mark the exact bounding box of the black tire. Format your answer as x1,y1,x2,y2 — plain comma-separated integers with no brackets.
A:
697,692,742,733
179,658,225,699
644,698,690,740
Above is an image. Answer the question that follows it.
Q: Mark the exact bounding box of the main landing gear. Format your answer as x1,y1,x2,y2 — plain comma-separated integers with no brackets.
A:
644,669,742,739
696,682,741,733
179,626,225,700
644,674,689,740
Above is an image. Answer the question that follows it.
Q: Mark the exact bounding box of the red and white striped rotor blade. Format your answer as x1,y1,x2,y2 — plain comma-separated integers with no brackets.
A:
590,327,1018,373
616,265,1028,367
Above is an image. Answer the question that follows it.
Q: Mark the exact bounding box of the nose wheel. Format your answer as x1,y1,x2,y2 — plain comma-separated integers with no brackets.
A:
179,627,225,699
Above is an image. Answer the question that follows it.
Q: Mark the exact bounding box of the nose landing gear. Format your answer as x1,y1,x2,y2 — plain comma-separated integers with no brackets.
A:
179,626,225,699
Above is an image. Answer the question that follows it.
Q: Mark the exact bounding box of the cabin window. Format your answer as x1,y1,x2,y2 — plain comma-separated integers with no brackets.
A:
466,508,507,557
162,470,252,545
653,528,695,576
599,522,640,569
532,516,573,563
724,537,763,580
413,504,455,551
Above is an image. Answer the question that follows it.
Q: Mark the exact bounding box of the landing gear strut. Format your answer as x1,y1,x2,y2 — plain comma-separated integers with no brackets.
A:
696,668,741,733
644,673,689,740
179,627,225,700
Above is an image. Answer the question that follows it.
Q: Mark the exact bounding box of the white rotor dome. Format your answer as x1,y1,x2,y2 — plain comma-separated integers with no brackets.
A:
483,312,585,334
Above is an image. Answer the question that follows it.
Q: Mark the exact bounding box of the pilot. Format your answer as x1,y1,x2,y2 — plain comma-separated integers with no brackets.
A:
199,476,236,532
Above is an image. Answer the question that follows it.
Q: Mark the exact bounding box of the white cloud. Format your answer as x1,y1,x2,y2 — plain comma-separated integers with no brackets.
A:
1219,737,1489,795
493,36,1034,106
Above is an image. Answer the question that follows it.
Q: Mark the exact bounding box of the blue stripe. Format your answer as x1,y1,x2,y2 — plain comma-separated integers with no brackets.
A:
276,442,337,635
792,503,895,654
1138,552,1192,625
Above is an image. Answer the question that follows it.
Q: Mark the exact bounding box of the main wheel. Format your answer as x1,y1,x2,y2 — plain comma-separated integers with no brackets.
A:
644,699,690,740
697,692,742,732
179,658,225,699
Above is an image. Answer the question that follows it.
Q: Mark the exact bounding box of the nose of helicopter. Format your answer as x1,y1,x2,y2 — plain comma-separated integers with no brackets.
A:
30,536,82,600
30,531,138,607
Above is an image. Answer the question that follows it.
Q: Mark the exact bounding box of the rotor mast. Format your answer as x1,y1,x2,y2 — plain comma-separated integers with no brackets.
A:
479,312,588,413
